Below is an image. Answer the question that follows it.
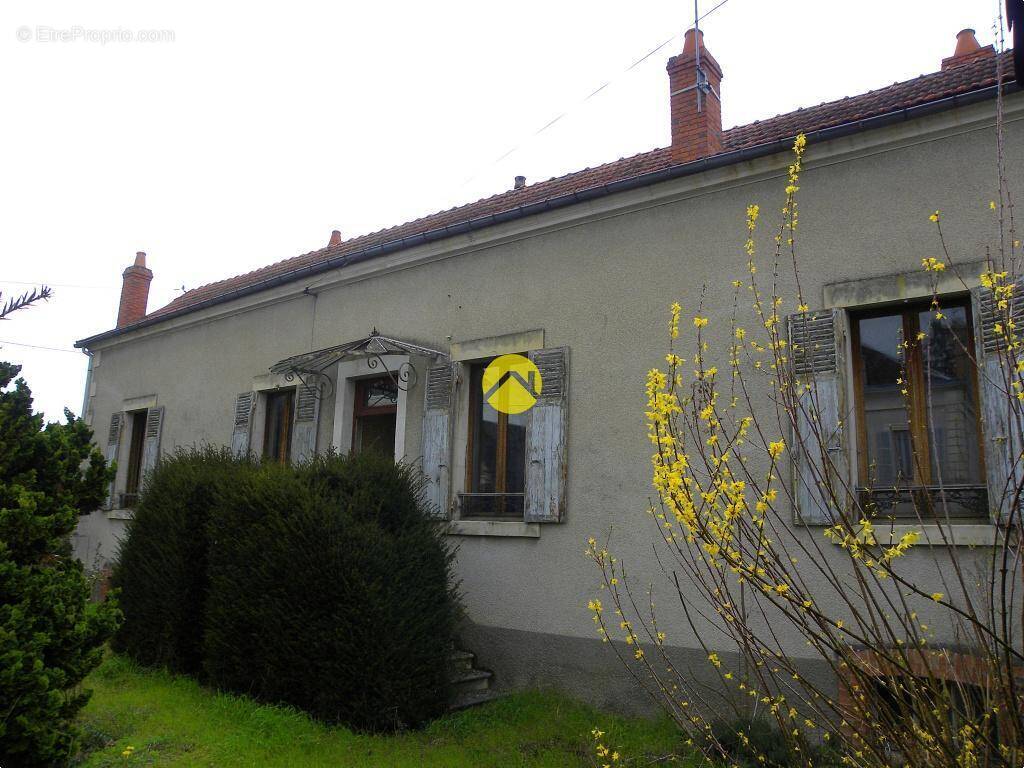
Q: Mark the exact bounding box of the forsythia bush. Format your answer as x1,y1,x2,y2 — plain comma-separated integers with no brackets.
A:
114,449,460,731
0,362,119,767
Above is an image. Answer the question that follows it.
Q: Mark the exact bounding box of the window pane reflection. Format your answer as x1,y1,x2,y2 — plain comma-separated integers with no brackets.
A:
858,314,908,485
918,306,982,485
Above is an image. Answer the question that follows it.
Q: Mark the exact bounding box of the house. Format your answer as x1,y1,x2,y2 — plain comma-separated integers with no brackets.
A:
74,28,1023,711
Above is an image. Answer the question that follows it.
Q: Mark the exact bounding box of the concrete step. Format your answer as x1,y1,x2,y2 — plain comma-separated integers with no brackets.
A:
448,650,475,671
449,668,492,695
448,689,504,712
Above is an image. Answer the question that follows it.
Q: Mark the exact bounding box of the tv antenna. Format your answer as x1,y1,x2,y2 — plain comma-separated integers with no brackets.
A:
689,0,720,113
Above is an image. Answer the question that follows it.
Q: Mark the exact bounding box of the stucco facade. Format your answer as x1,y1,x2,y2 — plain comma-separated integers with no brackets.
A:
73,80,1024,711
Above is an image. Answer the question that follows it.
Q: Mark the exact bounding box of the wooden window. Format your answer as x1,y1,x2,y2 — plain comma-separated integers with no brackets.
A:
352,376,398,455
462,359,526,519
851,298,986,518
263,389,295,464
122,410,148,507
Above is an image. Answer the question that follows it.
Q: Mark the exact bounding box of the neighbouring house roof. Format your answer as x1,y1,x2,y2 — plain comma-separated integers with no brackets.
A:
77,50,1016,348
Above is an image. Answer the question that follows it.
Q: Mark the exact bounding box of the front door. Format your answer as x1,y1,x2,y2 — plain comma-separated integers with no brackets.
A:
352,376,398,457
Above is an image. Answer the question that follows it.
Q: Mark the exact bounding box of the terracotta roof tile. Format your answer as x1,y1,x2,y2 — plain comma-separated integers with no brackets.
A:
145,51,1014,323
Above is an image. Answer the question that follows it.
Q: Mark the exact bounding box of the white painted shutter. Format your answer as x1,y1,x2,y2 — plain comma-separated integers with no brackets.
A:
525,347,569,523
290,383,321,464
971,283,1024,524
139,406,165,483
230,392,256,457
104,411,124,509
421,363,455,519
789,309,850,525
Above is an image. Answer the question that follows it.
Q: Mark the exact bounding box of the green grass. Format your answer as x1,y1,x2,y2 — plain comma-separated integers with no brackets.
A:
75,655,691,767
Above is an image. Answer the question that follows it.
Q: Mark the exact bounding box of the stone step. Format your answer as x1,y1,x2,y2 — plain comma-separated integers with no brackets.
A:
448,689,504,712
448,649,475,671
449,668,492,695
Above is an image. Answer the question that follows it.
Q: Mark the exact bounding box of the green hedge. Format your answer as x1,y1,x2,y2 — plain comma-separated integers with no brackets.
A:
111,447,254,675
114,448,459,731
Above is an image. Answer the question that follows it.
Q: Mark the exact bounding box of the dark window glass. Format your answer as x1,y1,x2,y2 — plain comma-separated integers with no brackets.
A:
853,299,985,518
263,389,295,463
858,314,907,485
918,307,982,486
123,409,148,506
464,361,526,520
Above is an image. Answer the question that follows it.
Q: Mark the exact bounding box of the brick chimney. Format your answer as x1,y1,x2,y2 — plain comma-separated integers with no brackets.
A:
942,28,995,69
328,229,342,246
117,251,153,328
666,28,723,165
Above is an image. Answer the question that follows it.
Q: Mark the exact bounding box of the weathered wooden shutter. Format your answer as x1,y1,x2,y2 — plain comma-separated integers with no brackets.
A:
230,392,256,457
421,363,455,519
788,309,850,524
971,283,1024,524
525,347,569,523
104,411,124,509
139,406,165,483
290,383,321,464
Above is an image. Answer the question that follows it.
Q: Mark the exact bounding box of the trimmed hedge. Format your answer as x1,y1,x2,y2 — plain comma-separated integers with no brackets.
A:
111,447,254,675
114,448,460,731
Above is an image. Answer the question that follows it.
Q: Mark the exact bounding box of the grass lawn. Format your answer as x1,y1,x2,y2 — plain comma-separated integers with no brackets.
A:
76,655,692,767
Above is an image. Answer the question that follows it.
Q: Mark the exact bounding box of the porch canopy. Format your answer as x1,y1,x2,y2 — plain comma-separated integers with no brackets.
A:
269,330,447,388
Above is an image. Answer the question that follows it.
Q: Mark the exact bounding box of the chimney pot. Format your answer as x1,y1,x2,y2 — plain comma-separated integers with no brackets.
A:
117,251,154,328
681,28,703,56
514,175,526,190
942,28,995,69
329,229,342,247
666,28,724,166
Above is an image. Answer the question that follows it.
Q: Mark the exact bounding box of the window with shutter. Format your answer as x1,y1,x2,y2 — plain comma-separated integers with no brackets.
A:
140,406,165,484
104,411,124,509
849,300,986,519
971,281,1024,524
789,309,850,524
290,384,321,464
524,347,569,523
231,391,256,457
422,363,455,519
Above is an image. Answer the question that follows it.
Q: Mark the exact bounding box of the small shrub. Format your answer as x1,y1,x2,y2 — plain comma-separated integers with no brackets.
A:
112,446,254,674
202,451,460,730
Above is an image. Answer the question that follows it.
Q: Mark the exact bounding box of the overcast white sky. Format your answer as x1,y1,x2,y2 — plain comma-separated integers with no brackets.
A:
0,0,1007,422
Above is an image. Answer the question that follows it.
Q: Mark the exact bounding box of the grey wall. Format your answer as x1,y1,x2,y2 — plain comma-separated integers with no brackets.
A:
75,97,1024,705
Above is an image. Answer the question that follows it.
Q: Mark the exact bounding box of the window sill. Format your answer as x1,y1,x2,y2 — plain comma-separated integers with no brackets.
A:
447,520,540,538
105,508,134,521
825,523,1002,548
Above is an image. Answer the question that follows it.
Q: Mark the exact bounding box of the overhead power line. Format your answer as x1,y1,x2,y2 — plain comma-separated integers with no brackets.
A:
460,0,734,187
1,278,118,290
0,339,81,355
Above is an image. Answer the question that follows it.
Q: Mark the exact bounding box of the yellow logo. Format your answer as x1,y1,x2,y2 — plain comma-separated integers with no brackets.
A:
482,354,542,415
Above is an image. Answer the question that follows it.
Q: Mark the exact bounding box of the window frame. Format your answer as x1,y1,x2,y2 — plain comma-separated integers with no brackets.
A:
121,409,148,508
849,295,987,517
262,388,295,464
351,376,398,454
461,358,527,520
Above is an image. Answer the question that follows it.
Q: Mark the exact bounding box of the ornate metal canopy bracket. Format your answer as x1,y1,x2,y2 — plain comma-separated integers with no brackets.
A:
283,368,334,400
270,329,446,398
366,353,417,392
